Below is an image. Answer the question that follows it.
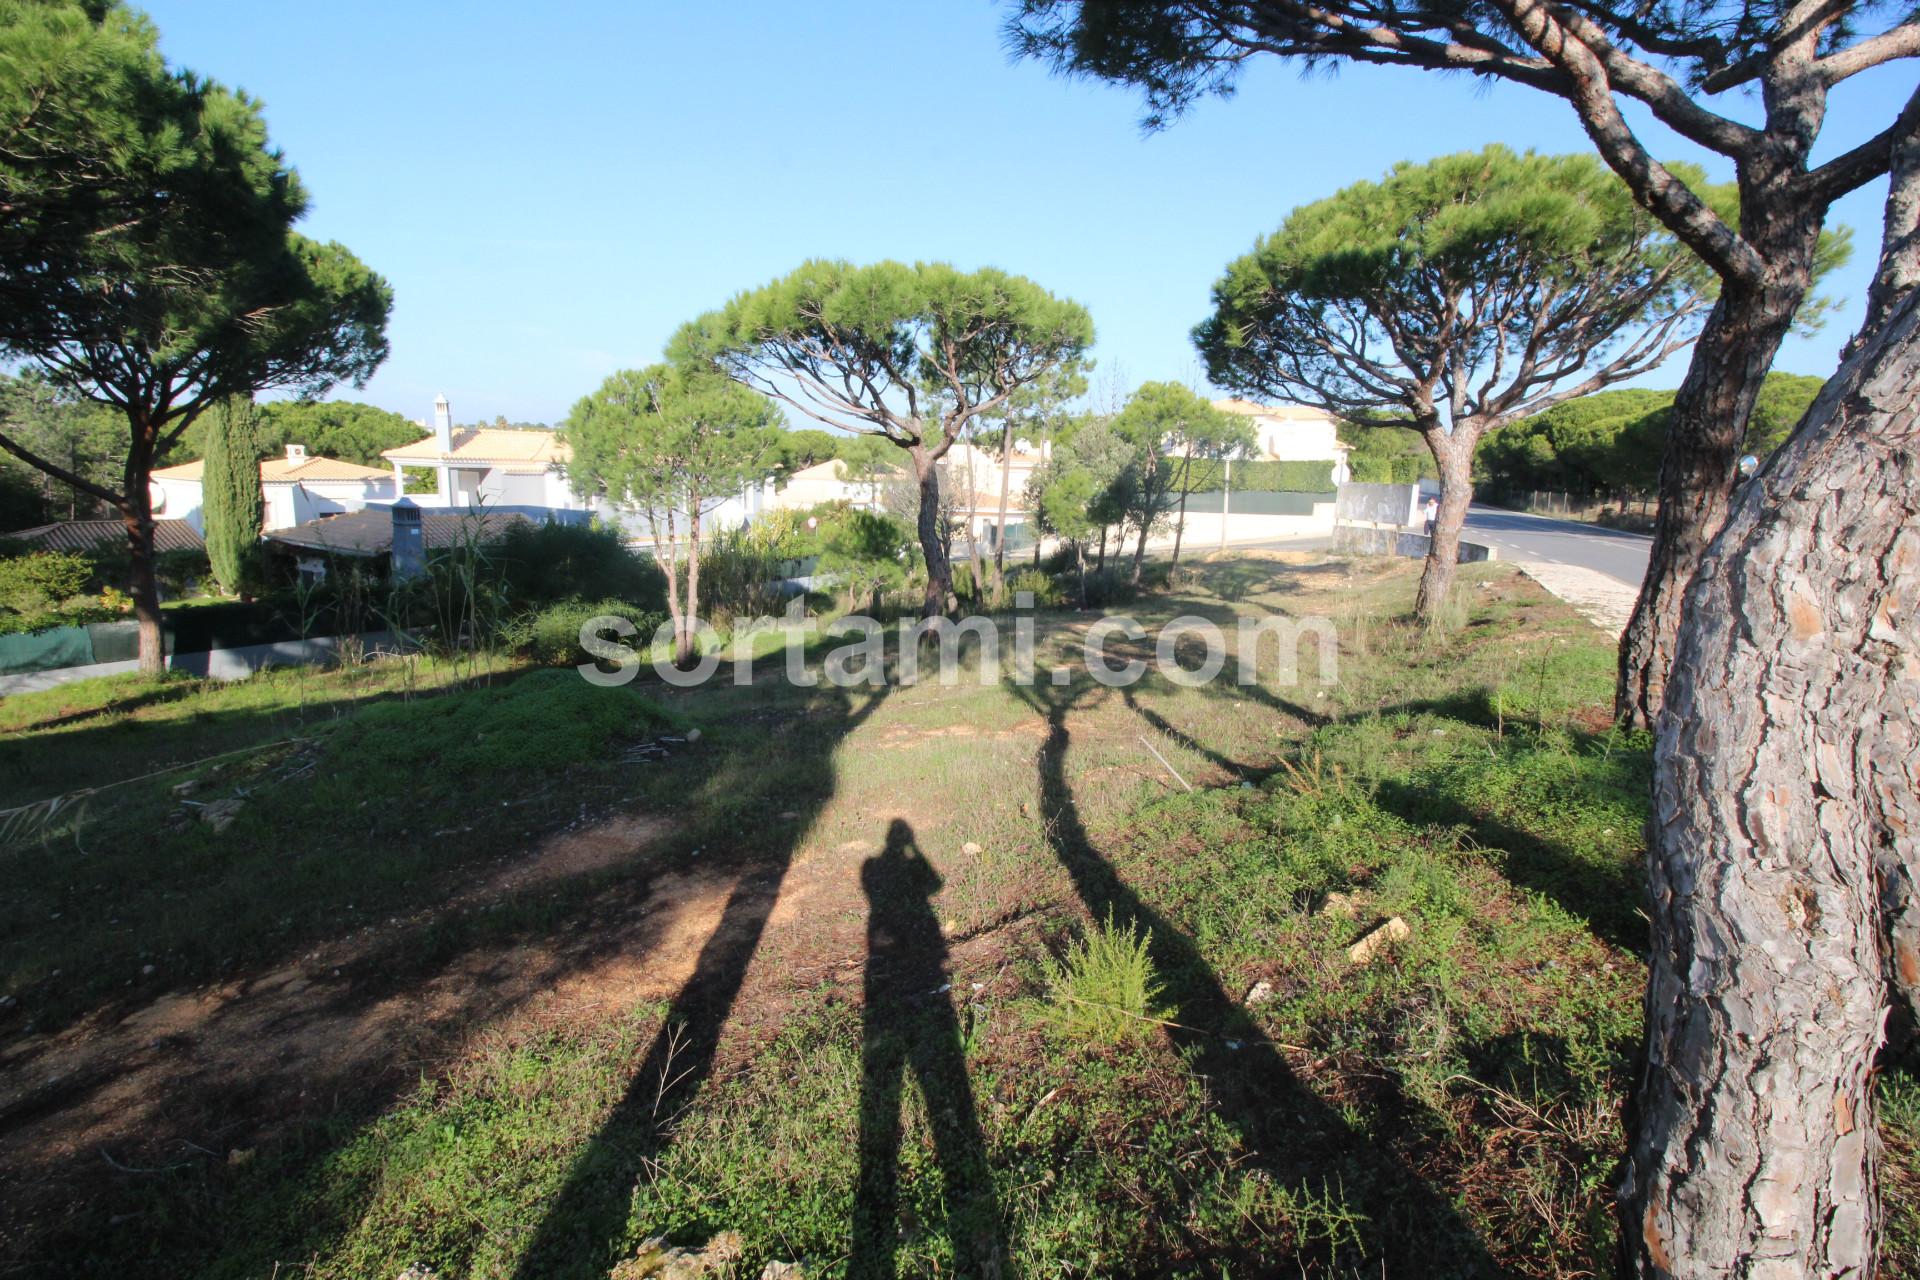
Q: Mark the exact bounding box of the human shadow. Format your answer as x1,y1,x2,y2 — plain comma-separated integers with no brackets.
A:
850,819,1007,1278
508,681,891,1280
1011,678,1504,1276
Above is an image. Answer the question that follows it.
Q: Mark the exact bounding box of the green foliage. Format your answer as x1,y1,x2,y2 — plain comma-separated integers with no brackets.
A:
202,397,264,595
513,598,665,667
1194,146,1717,431
172,399,423,469
561,361,780,525
817,507,916,605
1340,420,1434,484
0,371,123,526
0,548,91,614
1007,566,1063,606
0,1,392,666
493,520,667,614
676,260,1093,597
1477,371,1827,496
1184,457,1335,493
1104,381,1236,550
1041,911,1167,1046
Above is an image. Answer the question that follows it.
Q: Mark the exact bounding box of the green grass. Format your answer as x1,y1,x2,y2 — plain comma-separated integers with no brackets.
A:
4,552,1915,1279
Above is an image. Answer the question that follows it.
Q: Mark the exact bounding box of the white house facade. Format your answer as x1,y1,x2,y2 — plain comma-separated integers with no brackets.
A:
1213,399,1352,482
149,445,398,533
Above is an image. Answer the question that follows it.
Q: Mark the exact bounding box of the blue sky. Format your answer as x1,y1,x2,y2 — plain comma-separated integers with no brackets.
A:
141,0,1909,427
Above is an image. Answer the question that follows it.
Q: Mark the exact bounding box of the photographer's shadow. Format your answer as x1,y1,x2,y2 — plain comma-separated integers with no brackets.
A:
851,819,1008,1278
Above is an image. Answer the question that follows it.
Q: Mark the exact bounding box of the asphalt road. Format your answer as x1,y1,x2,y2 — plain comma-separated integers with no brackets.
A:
1459,504,1652,587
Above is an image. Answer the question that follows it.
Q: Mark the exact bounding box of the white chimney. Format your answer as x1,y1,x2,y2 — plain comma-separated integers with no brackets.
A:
285,443,307,463
433,394,453,452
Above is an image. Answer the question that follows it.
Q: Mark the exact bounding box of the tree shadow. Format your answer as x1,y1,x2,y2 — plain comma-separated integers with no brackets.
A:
850,819,1007,1278
507,681,891,1280
1369,777,1645,955
1010,678,1506,1275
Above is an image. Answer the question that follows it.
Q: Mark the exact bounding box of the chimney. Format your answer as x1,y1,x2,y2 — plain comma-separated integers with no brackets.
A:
285,443,307,463
390,499,425,580
433,394,453,452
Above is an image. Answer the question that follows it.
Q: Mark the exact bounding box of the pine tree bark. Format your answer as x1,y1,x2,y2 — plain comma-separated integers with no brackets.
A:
1619,290,1920,1279
1413,427,1474,625
1613,283,1804,728
121,493,165,677
120,408,165,676
993,418,1015,595
1615,159,1828,729
912,445,952,617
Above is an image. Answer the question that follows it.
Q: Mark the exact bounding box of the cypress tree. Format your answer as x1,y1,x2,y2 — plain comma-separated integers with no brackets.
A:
202,397,263,596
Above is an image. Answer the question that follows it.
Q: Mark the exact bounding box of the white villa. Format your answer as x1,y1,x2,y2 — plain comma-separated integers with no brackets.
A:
1213,399,1353,482
149,445,398,533
382,395,583,513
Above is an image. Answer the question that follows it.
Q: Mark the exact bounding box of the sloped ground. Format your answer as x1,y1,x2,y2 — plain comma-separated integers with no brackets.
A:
1,555,1913,1278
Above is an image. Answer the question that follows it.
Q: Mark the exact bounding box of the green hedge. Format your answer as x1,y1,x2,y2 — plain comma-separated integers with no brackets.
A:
1181,458,1335,494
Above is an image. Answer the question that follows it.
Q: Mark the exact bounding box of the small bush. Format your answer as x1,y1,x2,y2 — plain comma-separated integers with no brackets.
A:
1079,567,1137,609
495,521,666,613
512,598,665,667
0,550,92,615
1007,567,1063,607
1041,911,1166,1047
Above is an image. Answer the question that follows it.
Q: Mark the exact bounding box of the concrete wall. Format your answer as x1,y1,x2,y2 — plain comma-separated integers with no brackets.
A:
0,630,419,695
1334,482,1421,528
1331,523,1497,562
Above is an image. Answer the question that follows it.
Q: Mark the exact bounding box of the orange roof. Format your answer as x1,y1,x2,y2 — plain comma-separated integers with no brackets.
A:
382,427,568,465
151,455,394,484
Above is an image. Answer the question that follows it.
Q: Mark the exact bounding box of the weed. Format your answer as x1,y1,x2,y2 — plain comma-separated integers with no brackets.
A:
1040,910,1168,1047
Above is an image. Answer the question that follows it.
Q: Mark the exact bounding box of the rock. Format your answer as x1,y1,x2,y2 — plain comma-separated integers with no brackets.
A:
1317,891,1359,920
394,1268,440,1280
1244,978,1276,1006
758,1264,805,1279
610,1231,745,1279
685,727,702,743
171,779,200,798
961,841,983,856
199,796,245,833
141,964,155,977
1346,916,1411,966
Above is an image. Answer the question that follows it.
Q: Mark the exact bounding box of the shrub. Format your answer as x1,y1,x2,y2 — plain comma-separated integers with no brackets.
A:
512,598,664,667
1183,458,1336,493
154,548,213,598
1079,566,1137,609
699,526,798,631
495,520,666,613
1006,566,1063,607
0,550,92,615
1041,911,1167,1047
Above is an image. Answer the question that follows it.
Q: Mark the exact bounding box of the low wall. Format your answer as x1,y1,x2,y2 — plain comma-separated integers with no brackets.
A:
1335,482,1421,527
1332,524,1497,562
0,630,417,696
1150,503,1335,550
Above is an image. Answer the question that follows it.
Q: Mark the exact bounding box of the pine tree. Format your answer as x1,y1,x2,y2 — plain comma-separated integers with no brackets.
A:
202,398,263,596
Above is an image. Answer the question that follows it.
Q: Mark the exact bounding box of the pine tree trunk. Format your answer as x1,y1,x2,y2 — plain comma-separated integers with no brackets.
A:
1615,176,1827,729
1614,286,1801,727
993,419,1015,594
1619,290,1920,1279
1413,428,1474,625
122,492,165,677
912,446,951,617
679,507,703,670
119,408,166,676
